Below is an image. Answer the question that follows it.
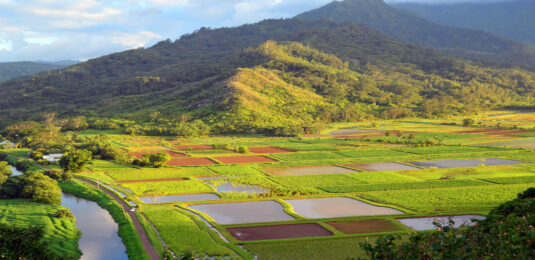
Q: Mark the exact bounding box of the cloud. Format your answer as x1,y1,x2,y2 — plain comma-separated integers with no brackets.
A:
1,0,512,62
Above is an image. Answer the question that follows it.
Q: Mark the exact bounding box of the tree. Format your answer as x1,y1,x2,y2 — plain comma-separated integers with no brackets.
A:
0,224,56,259
0,161,12,185
21,172,62,205
59,149,92,173
15,160,33,172
463,118,475,127
149,153,171,168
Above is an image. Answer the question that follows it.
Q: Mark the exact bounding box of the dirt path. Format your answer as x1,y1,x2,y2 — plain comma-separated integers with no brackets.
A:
77,178,161,260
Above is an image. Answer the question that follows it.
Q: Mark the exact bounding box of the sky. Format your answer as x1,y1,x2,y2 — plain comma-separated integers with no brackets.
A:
0,0,514,62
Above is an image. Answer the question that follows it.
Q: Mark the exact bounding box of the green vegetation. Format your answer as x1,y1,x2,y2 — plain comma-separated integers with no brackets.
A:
208,165,264,176
121,180,213,196
271,152,347,161
0,199,81,259
0,172,62,205
105,167,215,180
322,179,489,193
272,174,362,188
142,205,237,256
360,188,535,259
361,184,534,211
59,149,92,173
336,149,409,158
59,180,149,260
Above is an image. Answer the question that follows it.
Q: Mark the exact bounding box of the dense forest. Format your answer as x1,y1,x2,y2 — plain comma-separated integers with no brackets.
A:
393,0,535,46
0,0,534,135
296,0,535,69
0,61,76,83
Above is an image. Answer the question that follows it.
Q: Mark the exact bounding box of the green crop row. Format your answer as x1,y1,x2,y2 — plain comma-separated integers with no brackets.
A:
321,179,490,193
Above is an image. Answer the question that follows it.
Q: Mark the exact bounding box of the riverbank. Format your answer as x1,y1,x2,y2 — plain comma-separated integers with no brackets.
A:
60,179,153,260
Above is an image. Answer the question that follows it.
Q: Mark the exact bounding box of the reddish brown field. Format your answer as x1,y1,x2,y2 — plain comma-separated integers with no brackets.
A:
167,157,218,166
174,144,213,150
116,178,188,183
326,220,400,234
227,223,333,241
214,155,277,164
128,150,187,158
248,147,294,154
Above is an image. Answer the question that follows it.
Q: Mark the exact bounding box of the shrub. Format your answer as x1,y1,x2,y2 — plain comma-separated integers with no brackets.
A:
149,153,171,168
54,209,75,218
462,118,475,126
15,160,33,172
0,152,8,161
237,145,249,154
59,149,92,173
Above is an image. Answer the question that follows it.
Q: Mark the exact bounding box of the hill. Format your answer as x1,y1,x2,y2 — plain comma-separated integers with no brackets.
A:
0,61,78,83
296,0,535,69
392,0,535,46
0,19,534,133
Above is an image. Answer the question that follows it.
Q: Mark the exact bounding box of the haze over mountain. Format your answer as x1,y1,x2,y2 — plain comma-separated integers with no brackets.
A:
0,0,534,133
0,61,79,83
296,0,535,69
392,0,535,46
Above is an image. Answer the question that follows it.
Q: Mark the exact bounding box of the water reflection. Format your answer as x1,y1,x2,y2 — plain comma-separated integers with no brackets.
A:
61,193,128,260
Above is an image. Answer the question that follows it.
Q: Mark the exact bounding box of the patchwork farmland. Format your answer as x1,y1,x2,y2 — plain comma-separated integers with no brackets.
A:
61,113,535,259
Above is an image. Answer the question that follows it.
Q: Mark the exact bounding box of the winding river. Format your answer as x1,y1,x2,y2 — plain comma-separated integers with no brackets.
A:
11,167,129,259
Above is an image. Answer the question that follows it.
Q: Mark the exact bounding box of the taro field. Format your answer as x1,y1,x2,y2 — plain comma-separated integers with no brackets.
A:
74,113,535,259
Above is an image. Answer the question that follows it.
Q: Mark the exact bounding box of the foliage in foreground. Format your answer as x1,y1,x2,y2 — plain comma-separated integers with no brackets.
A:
360,188,535,259
0,224,61,260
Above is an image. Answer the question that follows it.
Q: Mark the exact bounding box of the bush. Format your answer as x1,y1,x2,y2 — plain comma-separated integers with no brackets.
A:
463,118,475,126
237,145,249,154
59,149,92,173
0,152,8,161
149,153,171,168
44,170,73,181
54,209,75,218
30,151,43,161
15,160,34,172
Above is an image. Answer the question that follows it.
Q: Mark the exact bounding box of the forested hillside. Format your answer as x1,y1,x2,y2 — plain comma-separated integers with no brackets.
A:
393,0,535,46
0,61,76,83
0,6,534,134
296,0,535,69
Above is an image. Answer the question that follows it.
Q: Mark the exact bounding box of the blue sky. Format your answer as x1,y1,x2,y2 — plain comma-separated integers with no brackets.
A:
0,0,510,62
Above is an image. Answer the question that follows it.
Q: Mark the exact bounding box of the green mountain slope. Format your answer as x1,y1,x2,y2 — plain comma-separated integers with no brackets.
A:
0,19,534,133
0,61,76,83
296,0,535,69
392,0,535,46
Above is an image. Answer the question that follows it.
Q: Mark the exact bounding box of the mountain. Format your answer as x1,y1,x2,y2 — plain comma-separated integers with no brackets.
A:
392,0,535,46
296,0,535,69
1,17,534,133
0,61,79,83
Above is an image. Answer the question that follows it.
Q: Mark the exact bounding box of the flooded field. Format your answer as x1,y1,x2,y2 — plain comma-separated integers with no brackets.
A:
410,158,525,168
189,201,295,224
209,181,269,194
326,220,401,234
344,162,420,172
286,197,403,219
227,223,332,241
264,165,356,176
139,193,220,203
398,215,486,230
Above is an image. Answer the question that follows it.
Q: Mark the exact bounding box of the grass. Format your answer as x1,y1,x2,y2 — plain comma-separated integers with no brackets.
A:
208,165,265,176
481,176,535,184
321,179,490,193
336,149,410,158
142,205,237,257
0,199,81,259
361,184,534,212
106,167,216,180
271,174,363,188
394,146,507,155
347,171,422,183
121,180,213,196
243,236,372,260
59,180,149,260
270,152,347,161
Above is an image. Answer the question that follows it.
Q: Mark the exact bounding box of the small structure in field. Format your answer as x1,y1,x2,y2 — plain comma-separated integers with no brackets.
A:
0,140,15,149
43,153,63,162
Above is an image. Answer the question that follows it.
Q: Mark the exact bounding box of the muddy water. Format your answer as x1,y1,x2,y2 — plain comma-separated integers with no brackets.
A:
410,158,525,168
189,201,295,224
139,193,220,203
264,165,356,176
61,193,128,260
345,162,420,172
10,166,23,176
286,197,403,219
211,182,269,194
398,215,486,230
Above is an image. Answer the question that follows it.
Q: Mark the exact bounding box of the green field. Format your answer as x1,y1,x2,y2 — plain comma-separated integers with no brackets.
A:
121,180,213,195
0,199,81,259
